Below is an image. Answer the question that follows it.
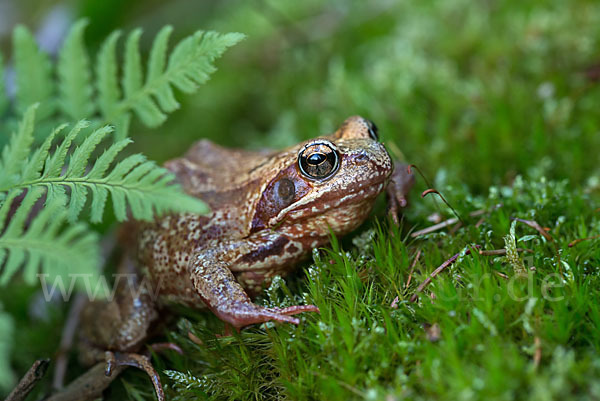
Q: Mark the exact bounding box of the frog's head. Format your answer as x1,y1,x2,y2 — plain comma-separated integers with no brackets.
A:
251,116,393,237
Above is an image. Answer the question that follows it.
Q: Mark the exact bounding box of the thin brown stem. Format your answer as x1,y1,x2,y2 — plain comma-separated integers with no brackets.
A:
512,218,553,242
479,248,534,256
5,359,50,401
420,188,465,225
411,217,459,237
410,245,480,302
568,234,600,247
494,271,510,280
53,294,87,390
411,205,502,238
405,249,423,289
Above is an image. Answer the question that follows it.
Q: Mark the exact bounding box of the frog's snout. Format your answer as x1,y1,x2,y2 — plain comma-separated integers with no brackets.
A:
353,150,370,165
344,140,393,179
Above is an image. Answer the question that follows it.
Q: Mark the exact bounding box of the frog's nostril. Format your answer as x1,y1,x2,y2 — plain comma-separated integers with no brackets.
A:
355,152,369,165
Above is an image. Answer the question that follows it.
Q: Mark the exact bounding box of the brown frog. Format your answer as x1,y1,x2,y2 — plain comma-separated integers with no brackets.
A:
59,116,413,401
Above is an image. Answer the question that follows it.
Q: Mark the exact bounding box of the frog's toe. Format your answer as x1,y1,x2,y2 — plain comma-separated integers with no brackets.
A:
234,305,300,327
217,302,321,328
269,304,320,316
268,313,301,325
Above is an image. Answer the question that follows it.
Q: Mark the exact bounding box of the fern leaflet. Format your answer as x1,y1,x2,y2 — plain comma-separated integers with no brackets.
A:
0,106,209,222
0,188,99,287
0,105,37,193
13,26,55,121
9,23,243,139
58,19,95,120
98,27,245,138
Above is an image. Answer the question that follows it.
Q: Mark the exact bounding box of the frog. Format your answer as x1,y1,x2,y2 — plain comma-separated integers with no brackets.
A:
138,115,413,326
58,116,414,401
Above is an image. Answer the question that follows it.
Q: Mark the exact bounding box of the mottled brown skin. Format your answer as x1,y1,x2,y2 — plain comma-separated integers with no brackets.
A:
73,116,413,401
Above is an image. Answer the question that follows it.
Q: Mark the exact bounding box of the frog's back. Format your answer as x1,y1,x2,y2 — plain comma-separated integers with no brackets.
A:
167,140,270,206
163,140,274,237
134,140,270,306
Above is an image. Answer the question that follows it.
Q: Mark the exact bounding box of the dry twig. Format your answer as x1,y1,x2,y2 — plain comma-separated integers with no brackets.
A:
5,359,50,401
53,294,87,390
410,245,480,302
478,248,534,256
512,218,553,242
568,234,600,247
411,205,502,238
405,249,423,289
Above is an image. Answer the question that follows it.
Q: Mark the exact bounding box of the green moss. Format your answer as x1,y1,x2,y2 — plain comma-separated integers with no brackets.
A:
163,174,600,400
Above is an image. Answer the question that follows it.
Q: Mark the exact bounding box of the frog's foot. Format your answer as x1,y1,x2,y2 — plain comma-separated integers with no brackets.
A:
215,302,320,329
272,305,320,315
192,256,320,330
105,351,165,401
386,163,415,224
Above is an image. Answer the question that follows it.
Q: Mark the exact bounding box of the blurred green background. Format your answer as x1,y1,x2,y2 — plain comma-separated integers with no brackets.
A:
2,0,598,193
1,0,600,399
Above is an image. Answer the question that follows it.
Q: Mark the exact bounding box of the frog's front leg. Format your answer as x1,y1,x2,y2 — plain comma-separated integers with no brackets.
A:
387,162,415,224
190,251,318,329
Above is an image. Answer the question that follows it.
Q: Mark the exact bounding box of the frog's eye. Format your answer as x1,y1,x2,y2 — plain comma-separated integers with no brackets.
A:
365,119,378,141
298,141,340,180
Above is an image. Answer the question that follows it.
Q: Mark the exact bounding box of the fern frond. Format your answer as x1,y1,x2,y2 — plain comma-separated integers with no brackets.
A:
96,27,245,139
0,106,208,223
0,188,100,287
0,105,37,192
13,26,55,120
6,22,243,140
58,19,94,120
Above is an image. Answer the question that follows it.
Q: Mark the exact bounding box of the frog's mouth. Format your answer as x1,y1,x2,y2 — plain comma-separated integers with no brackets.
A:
271,174,389,226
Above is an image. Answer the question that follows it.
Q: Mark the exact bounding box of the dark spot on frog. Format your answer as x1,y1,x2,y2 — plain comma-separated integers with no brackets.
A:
276,178,295,203
237,236,289,265
251,164,312,232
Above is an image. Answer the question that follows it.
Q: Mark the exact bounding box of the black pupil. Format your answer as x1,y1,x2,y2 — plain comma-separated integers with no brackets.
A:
307,153,326,165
